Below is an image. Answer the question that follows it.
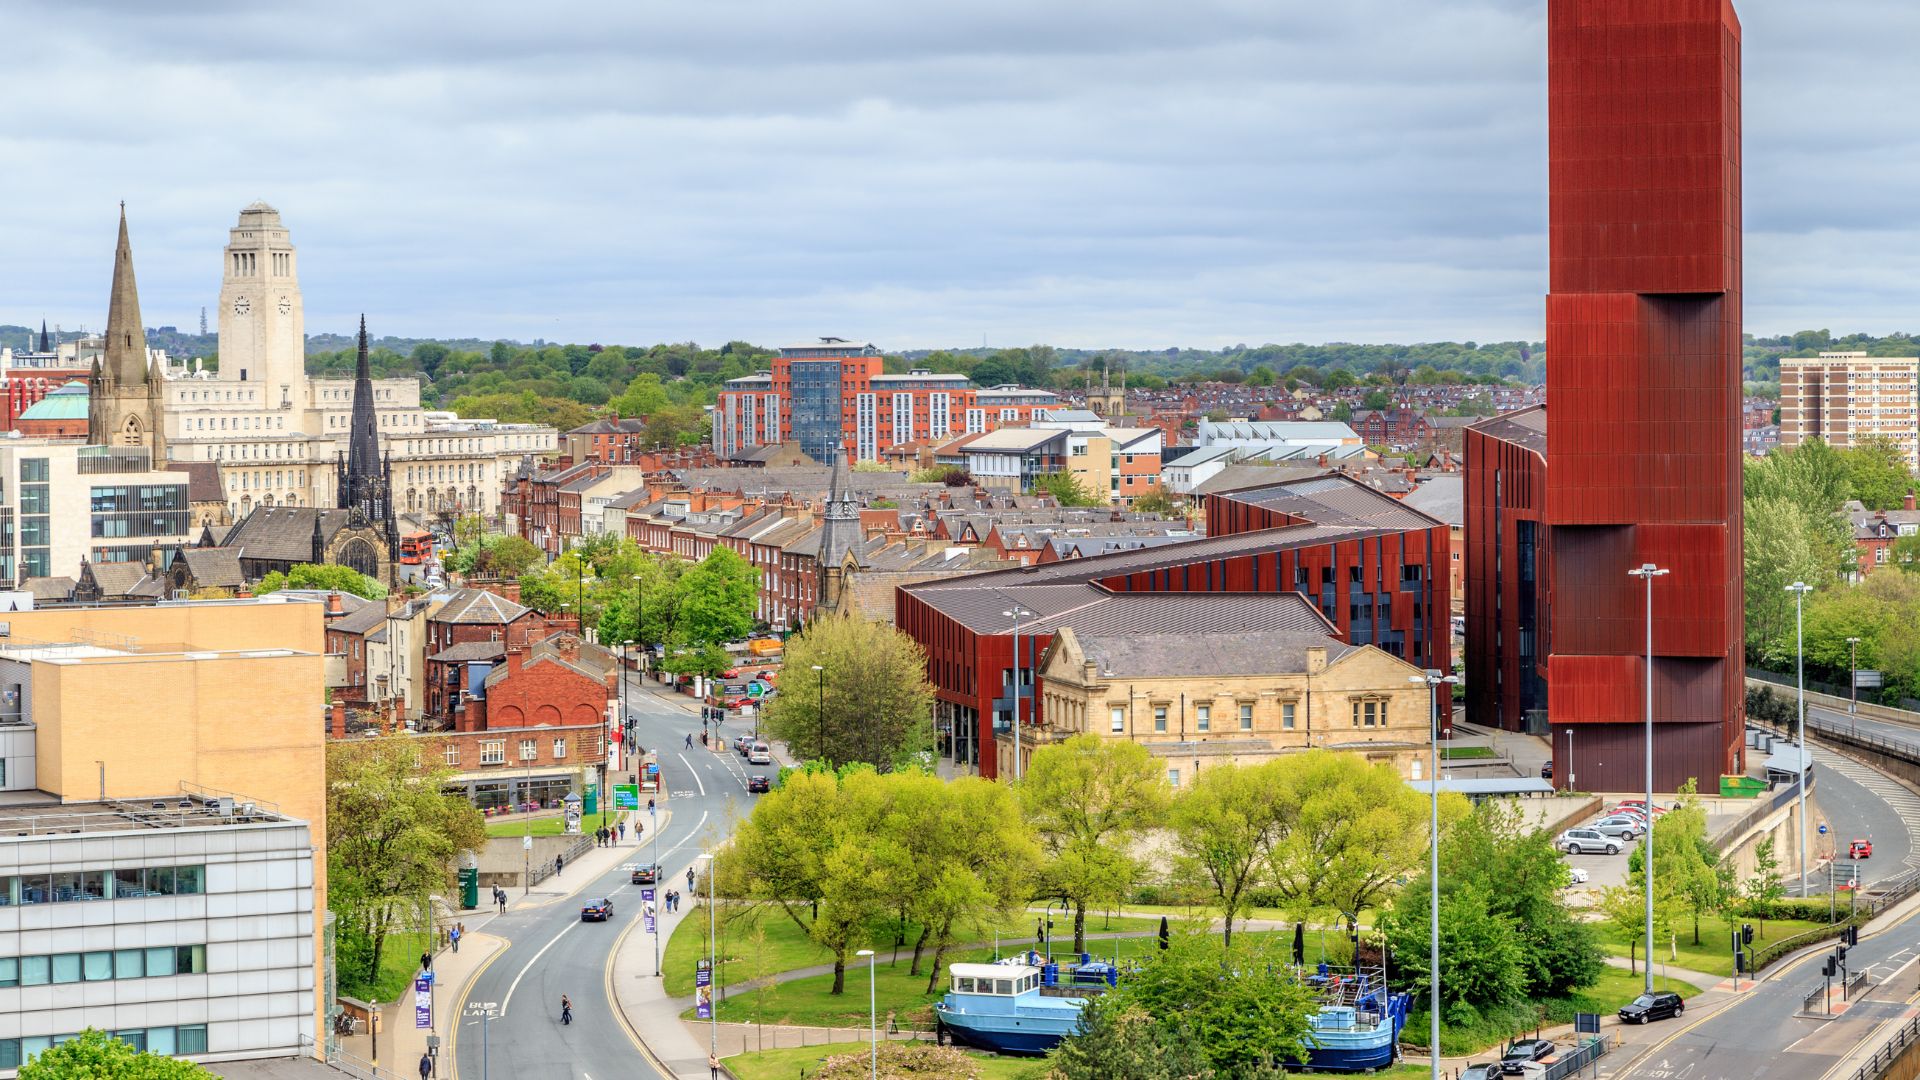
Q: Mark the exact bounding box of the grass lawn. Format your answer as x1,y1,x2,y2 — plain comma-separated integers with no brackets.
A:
341,930,430,1003
1442,746,1497,760
666,904,1162,998
1411,968,1702,1058
1592,916,1824,977
725,1042,1045,1080
484,809,622,838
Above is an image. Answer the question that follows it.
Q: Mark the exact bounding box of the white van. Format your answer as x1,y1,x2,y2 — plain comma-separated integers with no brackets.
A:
748,742,773,765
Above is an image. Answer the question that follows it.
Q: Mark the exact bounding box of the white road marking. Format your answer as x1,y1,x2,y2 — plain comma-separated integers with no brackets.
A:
678,753,706,796
499,919,579,1018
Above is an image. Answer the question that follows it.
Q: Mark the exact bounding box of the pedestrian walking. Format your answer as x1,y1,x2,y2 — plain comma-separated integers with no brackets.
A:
685,732,693,749
555,853,564,878
495,886,507,914
420,950,432,972
450,925,462,954
419,1051,433,1079
686,866,695,891
617,821,625,842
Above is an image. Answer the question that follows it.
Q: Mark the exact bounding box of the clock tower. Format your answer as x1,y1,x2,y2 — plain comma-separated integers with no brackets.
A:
216,201,304,408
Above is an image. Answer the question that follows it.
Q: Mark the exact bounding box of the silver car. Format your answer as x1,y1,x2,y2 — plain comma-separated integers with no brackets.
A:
1590,815,1642,840
1557,828,1621,855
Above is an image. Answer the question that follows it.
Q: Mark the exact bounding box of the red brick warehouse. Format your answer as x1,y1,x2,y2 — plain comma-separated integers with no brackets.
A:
1467,0,1746,792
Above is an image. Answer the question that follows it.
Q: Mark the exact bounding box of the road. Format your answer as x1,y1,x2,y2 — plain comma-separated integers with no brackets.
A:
452,676,761,1079
1761,703,1920,896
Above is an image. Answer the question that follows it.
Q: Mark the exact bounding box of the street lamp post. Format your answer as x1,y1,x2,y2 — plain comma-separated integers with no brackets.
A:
1002,605,1034,782
857,948,878,1079
700,852,718,1069
1787,581,1815,898
1409,670,1456,1080
1629,563,1668,995
1847,635,1862,726
812,664,826,765
651,799,662,976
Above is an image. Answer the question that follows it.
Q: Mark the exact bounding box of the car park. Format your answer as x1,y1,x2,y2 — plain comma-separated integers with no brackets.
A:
1851,839,1874,859
1589,816,1642,840
1618,990,1683,1024
746,775,771,793
1556,828,1621,855
581,897,615,922
630,863,658,885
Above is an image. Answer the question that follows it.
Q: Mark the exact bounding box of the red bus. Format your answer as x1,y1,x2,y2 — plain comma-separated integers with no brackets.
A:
399,531,434,565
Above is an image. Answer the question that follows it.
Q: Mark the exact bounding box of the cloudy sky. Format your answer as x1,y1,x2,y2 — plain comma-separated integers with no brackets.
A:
5,0,1918,350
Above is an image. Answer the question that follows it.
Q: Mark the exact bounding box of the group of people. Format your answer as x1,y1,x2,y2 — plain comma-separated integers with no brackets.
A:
593,821,627,847
662,888,684,913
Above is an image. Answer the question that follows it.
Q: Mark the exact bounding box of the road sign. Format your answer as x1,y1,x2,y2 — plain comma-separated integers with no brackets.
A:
747,682,765,699
1858,670,1884,689
523,834,533,850
614,784,639,810
1819,824,1829,835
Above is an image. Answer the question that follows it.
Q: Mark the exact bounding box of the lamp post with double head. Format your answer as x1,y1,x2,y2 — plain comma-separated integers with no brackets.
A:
1409,669,1456,1080
1627,563,1668,994
1787,580,1815,897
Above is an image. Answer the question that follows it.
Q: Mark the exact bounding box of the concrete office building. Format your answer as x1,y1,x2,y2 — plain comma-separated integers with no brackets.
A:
1779,351,1920,470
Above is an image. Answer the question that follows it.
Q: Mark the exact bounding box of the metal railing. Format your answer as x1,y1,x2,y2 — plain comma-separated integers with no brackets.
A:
1848,1013,1920,1080
525,834,596,888
1543,1034,1609,1079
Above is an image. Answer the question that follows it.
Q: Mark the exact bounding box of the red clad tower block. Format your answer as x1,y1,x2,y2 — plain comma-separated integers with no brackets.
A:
1544,0,1745,791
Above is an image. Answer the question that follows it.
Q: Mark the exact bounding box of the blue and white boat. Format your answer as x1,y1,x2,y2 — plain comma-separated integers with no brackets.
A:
1289,963,1412,1073
933,955,1117,1056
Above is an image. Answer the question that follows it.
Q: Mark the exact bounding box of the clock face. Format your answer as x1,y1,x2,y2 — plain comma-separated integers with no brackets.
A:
278,296,292,316
232,296,252,316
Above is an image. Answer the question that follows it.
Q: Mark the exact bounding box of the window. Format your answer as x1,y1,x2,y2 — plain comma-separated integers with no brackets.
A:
1352,700,1381,727
520,739,538,762
553,737,568,759
1167,768,1181,788
481,740,505,765
1280,703,1294,730
82,951,113,981
1153,706,1168,733
444,743,460,766
1110,706,1125,734
50,953,80,984
1195,704,1210,732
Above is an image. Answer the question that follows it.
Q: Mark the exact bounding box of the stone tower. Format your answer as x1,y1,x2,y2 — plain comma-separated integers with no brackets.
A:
216,201,304,409
87,205,165,460
1089,359,1126,418
815,447,864,617
337,316,399,576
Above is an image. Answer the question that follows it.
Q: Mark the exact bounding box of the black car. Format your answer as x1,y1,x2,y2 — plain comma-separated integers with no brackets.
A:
1540,759,1554,779
581,897,614,922
1499,1039,1554,1073
747,775,771,793
1619,990,1684,1024
630,863,658,885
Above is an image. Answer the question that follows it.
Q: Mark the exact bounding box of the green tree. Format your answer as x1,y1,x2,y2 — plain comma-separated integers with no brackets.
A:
444,532,543,577
1841,436,1914,510
1131,485,1179,516
1100,927,1321,1072
1245,365,1277,387
19,1029,216,1078
662,546,758,676
594,551,684,652
1169,760,1283,950
1022,735,1169,952
609,371,671,417
642,402,709,447
1264,751,1433,930
1321,369,1357,391
1744,494,1848,663
1052,1001,1218,1080
1741,836,1786,939
1384,882,1529,1014
761,615,935,769
1361,389,1393,410
328,737,485,995
518,549,599,622
1031,471,1104,507
255,563,388,600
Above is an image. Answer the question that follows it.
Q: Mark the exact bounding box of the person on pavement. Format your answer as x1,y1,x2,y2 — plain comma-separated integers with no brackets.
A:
555,854,564,877
420,949,432,972
561,994,572,1025
685,732,693,749
687,866,696,891
419,1051,432,1079
450,924,462,953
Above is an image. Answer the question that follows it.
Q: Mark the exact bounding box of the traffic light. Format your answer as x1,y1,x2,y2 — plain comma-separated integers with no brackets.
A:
1836,944,1849,964
1846,926,1860,947
1741,924,1754,946
1822,956,1837,977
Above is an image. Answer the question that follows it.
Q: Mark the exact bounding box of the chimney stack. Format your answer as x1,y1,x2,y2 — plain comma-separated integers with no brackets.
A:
1906,490,1916,512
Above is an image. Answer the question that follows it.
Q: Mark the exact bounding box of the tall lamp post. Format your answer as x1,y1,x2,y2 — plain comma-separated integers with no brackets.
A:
1409,669,1456,1080
857,948,878,1079
632,573,647,677
699,851,718,1069
1847,635,1863,725
812,664,826,764
1787,580,1815,898
621,640,635,772
1002,605,1034,782
1628,563,1668,994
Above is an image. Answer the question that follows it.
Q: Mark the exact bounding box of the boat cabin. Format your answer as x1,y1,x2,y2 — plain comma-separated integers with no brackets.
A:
949,963,1043,996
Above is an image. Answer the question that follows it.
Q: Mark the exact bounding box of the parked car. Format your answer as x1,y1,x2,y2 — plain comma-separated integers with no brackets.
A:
1556,828,1621,856
1615,799,1666,816
1618,990,1684,1024
1590,816,1642,840
1540,759,1554,779
1851,839,1874,859
1500,1039,1555,1073
581,897,615,922
1462,1065,1501,1080
748,742,773,765
630,863,658,885
746,775,771,794
1565,867,1590,885
734,735,755,756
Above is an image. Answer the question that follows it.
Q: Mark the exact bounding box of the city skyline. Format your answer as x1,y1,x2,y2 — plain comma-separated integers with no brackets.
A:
5,1,1917,350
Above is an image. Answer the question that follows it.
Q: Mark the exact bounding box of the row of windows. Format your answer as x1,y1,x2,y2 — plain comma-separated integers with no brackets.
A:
470,738,569,765
90,485,188,514
1111,699,1390,733
0,1025,208,1067
0,865,207,907
93,511,193,539
0,944,207,987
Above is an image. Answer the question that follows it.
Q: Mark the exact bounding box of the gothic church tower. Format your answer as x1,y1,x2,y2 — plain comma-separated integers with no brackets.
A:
337,317,399,569
87,205,165,460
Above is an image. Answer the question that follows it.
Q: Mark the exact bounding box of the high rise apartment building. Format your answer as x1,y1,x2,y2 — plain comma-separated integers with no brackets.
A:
1779,352,1920,470
713,338,1059,462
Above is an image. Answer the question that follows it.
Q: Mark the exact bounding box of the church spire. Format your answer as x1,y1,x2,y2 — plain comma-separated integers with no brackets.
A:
38,319,49,353
103,203,148,386
346,315,379,479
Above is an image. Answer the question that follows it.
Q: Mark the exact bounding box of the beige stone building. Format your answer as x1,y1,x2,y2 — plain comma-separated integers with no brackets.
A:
1027,625,1432,785
1779,351,1920,470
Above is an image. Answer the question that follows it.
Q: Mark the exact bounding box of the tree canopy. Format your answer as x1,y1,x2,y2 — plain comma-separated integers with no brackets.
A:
19,1029,216,1079
761,615,936,769
1021,736,1169,951
256,563,388,600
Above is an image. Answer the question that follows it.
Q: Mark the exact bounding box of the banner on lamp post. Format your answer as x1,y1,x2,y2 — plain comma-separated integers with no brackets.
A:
414,974,433,1029
695,960,713,1020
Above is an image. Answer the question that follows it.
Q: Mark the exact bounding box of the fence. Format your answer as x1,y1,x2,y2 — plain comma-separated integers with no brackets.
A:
1543,1034,1609,1079
1713,764,1810,852
1747,666,1920,713
526,834,596,889
1847,1012,1920,1080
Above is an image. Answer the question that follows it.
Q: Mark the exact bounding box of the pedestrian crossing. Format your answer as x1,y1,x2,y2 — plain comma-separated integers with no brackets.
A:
1814,747,1920,876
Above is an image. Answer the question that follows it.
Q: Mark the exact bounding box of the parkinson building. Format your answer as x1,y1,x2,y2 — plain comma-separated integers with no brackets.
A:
156,202,556,521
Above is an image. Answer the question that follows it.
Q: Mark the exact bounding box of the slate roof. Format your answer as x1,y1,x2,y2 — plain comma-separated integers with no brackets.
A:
21,577,75,602
429,641,508,663
430,589,531,625
87,561,151,597
1469,405,1546,454
1401,475,1463,527
568,417,649,435
1074,629,1357,679
907,581,1333,637
166,461,228,503
218,507,357,564
330,602,390,636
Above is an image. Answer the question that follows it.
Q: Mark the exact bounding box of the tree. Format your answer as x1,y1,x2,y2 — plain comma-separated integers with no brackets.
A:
761,616,936,769
518,549,599,623
1642,782,1723,945
1100,927,1320,1073
1744,494,1848,663
1131,485,1179,516
444,532,542,577
594,551,684,652
1031,471,1104,507
664,546,758,675
1842,436,1913,511
1361,389,1393,410
1385,882,1529,1016
1245,365,1277,387
327,737,485,995
642,402,709,447
1052,1000,1218,1080
1595,883,1655,975
1265,751,1433,930
1022,735,1169,951
609,371,670,417
19,1029,216,1078
1741,836,1786,939
1169,760,1284,949
256,563,388,600
1321,369,1357,391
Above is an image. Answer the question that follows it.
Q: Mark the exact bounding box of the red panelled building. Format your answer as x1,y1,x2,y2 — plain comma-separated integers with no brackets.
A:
898,473,1449,778
1467,0,1745,791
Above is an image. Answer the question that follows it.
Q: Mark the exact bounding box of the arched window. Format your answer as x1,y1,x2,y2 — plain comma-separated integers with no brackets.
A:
337,537,379,579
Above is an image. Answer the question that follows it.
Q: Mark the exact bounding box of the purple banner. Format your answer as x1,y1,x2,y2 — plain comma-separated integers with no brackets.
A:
695,960,713,1020
414,975,432,1029
645,912,656,934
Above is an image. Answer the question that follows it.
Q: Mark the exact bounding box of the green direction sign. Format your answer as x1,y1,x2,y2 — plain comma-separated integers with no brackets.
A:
747,681,766,699
614,784,640,810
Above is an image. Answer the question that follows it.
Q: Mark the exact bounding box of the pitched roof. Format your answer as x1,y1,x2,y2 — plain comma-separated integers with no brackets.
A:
1401,475,1463,526
1469,405,1546,454
1073,628,1358,679
568,417,649,435
22,577,75,602
330,602,390,636
429,641,509,663
165,461,228,503
218,507,358,564
430,588,531,625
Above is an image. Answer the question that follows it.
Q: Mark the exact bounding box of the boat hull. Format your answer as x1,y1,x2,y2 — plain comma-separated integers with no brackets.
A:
934,1009,1078,1057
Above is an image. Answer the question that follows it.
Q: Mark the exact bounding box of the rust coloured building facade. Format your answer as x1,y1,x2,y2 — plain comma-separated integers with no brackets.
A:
1468,0,1746,792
